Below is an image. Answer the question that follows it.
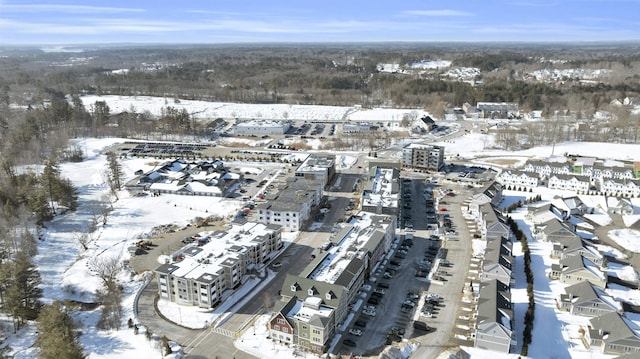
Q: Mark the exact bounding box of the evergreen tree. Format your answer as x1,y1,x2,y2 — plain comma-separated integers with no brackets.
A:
105,152,123,199
35,301,85,359
41,152,61,216
1,251,42,327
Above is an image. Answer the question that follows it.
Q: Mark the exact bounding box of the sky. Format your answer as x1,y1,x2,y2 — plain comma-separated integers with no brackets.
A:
0,0,639,45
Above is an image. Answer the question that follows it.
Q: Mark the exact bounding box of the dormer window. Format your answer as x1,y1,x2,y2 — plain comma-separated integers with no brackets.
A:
308,286,318,296
291,282,300,292
325,291,333,300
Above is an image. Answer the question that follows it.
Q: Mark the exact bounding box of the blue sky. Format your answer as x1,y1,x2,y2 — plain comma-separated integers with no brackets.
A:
0,0,639,45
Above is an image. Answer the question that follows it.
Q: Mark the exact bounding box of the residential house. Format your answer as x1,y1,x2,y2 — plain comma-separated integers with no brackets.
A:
586,312,640,355
474,279,516,353
523,160,572,179
559,196,589,216
557,281,620,317
550,255,607,289
496,170,539,191
606,197,634,215
526,203,567,225
479,203,511,240
468,181,503,218
548,174,590,193
481,236,514,286
551,236,606,267
602,179,640,198
533,218,577,243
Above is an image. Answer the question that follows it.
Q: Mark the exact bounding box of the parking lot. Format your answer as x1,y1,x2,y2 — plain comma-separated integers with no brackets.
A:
333,177,475,356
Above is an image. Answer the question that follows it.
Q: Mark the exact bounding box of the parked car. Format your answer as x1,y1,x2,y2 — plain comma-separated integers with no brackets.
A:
348,328,362,336
363,305,376,311
343,339,357,347
354,320,367,328
362,309,376,317
367,297,379,305
389,325,406,336
378,282,390,289
373,288,386,295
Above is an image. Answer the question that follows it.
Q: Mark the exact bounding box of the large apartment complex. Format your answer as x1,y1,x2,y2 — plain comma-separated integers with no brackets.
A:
402,144,445,171
154,221,282,308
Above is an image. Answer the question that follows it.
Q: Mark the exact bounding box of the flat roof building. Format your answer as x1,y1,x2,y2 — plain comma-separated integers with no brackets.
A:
155,221,282,308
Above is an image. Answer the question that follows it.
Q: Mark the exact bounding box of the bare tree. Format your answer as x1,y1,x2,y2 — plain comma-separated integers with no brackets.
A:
91,255,123,330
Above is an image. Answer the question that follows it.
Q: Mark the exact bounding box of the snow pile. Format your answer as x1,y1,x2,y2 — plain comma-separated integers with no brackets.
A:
607,262,639,283
608,229,640,253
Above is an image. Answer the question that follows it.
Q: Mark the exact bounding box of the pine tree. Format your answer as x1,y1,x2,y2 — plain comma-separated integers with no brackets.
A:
35,301,85,359
2,251,42,326
105,152,123,200
41,152,61,216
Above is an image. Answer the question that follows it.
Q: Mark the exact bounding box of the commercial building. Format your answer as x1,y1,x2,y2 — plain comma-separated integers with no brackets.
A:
257,177,323,231
294,155,336,187
269,212,396,353
234,119,291,135
361,166,400,216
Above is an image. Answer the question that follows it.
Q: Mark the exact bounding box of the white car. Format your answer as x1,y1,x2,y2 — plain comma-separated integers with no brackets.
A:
349,328,362,336
373,288,386,295
362,309,376,317
363,305,376,311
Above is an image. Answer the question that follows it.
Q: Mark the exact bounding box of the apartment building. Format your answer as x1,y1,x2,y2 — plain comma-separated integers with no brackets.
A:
155,221,282,308
402,144,445,171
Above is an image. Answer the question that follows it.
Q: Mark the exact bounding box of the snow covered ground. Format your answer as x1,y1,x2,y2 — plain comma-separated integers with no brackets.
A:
4,96,640,358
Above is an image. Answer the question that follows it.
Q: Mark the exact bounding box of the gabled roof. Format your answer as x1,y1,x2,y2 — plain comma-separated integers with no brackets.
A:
281,274,346,309
539,219,578,239
476,279,513,334
561,281,621,311
589,312,640,347
560,255,606,282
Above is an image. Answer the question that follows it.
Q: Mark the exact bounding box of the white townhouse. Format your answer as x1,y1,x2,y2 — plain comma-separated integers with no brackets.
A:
523,160,572,179
601,178,640,198
547,174,590,193
496,170,539,191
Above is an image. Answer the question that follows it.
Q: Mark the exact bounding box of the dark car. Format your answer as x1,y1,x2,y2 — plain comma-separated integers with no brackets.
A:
367,297,379,305
354,320,367,328
377,282,390,289
343,339,357,347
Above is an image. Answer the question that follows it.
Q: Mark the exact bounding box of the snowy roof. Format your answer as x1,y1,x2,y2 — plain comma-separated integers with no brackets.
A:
307,213,391,284
161,222,279,281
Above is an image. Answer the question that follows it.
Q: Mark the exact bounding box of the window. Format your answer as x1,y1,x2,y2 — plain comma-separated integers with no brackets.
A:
277,318,285,324
274,325,280,331
312,329,321,335
283,327,288,333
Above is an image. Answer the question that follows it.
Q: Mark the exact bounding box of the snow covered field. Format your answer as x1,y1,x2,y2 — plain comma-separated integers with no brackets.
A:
4,96,640,359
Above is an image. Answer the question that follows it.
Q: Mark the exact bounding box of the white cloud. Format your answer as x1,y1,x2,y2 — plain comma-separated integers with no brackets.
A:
0,3,144,13
402,9,472,16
